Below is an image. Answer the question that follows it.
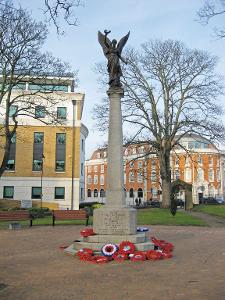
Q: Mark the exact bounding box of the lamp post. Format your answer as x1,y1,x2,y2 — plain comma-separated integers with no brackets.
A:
40,154,45,210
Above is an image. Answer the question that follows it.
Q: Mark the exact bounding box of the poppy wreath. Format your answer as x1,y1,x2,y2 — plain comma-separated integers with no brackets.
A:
80,228,95,237
162,251,173,259
112,252,128,262
89,256,110,264
151,237,174,252
101,244,118,257
130,251,146,262
137,227,149,232
77,248,93,260
119,241,136,255
146,250,163,260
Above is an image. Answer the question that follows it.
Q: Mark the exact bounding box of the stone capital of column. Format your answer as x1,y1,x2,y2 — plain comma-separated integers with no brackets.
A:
107,87,124,97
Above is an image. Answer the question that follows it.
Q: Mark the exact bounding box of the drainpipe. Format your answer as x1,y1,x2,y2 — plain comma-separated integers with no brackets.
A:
71,100,76,210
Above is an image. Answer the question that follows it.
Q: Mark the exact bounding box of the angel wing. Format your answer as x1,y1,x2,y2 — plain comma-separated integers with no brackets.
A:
117,31,130,54
98,31,111,56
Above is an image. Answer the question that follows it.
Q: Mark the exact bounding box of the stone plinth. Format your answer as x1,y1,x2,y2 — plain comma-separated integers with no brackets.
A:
93,206,136,235
82,232,147,244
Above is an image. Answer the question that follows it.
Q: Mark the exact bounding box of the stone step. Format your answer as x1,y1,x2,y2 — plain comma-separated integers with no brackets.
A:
81,232,148,244
72,240,154,252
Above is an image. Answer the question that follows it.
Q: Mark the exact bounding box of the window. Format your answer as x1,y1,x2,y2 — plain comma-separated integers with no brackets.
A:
209,169,214,182
81,139,84,151
185,168,192,182
151,160,156,168
209,157,213,165
152,188,158,198
33,159,43,171
103,151,107,157
175,158,179,166
56,161,65,172
197,168,204,181
97,152,100,159
81,163,83,176
6,133,16,171
3,186,14,199
6,159,15,171
29,84,68,92
94,175,98,184
139,146,144,153
132,148,136,154
124,149,128,156
33,133,44,171
31,187,42,199
94,166,98,173
100,174,104,185
34,132,44,144
185,157,190,166
129,172,135,182
87,175,92,184
130,161,134,168
57,107,67,119
88,165,92,173
56,133,66,144
9,105,18,117
175,169,180,180
151,170,157,182
56,133,66,172
87,189,91,197
55,187,65,199
137,172,143,183
188,141,194,149
100,189,105,197
80,187,84,200
198,155,202,165
138,188,143,198
129,188,134,198
138,161,143,169
35,106,46,118
94,189,98,197
101,164,104,173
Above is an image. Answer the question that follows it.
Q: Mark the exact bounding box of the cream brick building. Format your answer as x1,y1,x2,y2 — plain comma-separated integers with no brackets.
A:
0,76,88,209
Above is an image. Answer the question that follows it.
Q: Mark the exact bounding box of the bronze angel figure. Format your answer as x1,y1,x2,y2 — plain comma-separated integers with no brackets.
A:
98,30,130,88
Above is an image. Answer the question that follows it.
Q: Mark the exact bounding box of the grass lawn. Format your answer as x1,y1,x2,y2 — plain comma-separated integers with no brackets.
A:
137,208,207,226
193,205,225,218
0,208,207,229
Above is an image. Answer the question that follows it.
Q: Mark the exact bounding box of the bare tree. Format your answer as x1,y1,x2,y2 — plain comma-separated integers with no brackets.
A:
197,0,225,38
0,1,77,177
0,0,84,34
93,39,225,208
43,0,84,34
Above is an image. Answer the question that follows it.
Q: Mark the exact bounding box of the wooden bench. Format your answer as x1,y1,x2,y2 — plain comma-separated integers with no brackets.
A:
52,210,89,226
0,211,33,227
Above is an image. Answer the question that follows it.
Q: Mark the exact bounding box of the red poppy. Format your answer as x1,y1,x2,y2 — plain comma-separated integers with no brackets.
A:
77,248,93,258
130,251,146,261
119,241,136,254
146,250,163,260
80,228,95,237
89,256,110,264
112,252,128,261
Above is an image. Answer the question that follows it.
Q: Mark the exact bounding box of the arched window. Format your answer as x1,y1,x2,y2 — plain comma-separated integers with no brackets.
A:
129,172,135,182
100,189,105,197
138,188,143,198
129,188,134,198
87,189,91,197
94,189,98,197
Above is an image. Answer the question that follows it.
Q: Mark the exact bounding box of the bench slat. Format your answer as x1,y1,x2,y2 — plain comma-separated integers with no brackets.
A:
52,210,89,226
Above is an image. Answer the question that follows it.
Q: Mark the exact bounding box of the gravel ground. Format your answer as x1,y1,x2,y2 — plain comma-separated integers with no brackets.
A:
0,225,225,300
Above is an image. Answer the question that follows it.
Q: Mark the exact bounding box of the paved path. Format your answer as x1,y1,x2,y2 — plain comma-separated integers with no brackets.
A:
185,210,225,227
0,225,225,300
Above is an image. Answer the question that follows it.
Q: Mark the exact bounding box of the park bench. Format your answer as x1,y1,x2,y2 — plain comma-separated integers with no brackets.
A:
52,210,89,226
0,210,33,227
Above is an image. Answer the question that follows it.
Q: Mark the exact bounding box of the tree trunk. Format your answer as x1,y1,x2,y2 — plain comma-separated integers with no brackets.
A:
159,147,171,208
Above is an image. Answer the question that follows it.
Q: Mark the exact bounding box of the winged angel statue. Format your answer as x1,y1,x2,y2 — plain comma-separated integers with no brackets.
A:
98,30,130,88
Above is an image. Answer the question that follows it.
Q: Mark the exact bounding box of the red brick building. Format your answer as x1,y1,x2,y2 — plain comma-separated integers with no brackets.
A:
85,135,225,205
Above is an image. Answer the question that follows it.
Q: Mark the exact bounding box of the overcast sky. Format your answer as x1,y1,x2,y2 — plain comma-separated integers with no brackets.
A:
16,0,225,158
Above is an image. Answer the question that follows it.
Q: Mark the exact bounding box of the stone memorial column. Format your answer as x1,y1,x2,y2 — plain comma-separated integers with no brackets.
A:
93,87,137,235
